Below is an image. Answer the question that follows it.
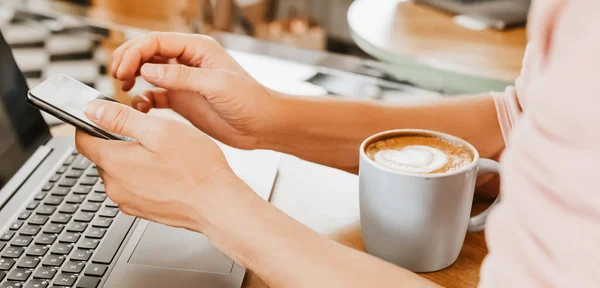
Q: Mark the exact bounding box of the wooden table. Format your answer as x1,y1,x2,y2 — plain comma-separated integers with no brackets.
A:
51,123,492,288
348,0,527,82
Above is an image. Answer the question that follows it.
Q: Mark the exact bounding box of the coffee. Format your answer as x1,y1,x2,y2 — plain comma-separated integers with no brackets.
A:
365,135,473,174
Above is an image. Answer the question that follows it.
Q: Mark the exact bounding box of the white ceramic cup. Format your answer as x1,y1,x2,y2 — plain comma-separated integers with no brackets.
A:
359,129,500,272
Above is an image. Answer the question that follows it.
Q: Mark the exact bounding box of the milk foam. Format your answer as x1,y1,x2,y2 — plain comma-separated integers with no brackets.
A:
373,145,449,173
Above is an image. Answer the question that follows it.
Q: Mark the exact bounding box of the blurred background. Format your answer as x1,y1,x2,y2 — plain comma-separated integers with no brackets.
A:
0,0,529,124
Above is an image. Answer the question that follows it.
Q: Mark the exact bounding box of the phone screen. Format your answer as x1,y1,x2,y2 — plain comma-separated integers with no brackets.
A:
28,74,129,141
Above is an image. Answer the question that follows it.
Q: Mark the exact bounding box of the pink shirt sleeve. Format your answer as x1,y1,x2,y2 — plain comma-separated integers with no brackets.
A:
480,1,600,287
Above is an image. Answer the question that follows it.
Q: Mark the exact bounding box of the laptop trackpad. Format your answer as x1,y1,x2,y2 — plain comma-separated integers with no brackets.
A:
128,222,234,274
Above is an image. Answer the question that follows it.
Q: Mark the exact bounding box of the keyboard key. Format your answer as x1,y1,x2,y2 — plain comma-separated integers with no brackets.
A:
104,199,118,208
0,271,4,281
91,218,112,228
77,238,99,250
26,201,39,210
11,235,33,247
1,231,15,241
58,178,77,187
25,279,49,288
7,268,31,281
92,214,135,264
70,249,92,261
62,261,85,273
74,212,95,223
26,245,48,257
0,258,15,270
33,266,58,279
35,206,56,216
50,187,70,197
98,207,119,218
72,156,91,170
10,220,24,230
80,202,100,212
86,168,99,177
54,273,77,286
41,255,64,267
94,183,105,193
19,225,41,236
84,263,106,277
41,183,53,192
84,228,105,239
56,166,68,174
0,282,21,288
28,215,48,226
63,155,76,166
50,214,71,224
49,174,60,183
34,234,56,245
65,169,83,179
1,247,23,258
79,177,98,186
66,195,86,204
66,223,87,233
50,243,72,255
33,193,46,201
17,256,40,269
0,242,4,251
58,233,80,244
87,194,106,203
18,211,32,221
72,185,91,195
42,224,64,234
58,204,78,214
77,276,101,288
43,196,63,206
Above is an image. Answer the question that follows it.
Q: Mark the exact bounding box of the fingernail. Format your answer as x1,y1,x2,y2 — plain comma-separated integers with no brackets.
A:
142,64,163,80
84,100,106,121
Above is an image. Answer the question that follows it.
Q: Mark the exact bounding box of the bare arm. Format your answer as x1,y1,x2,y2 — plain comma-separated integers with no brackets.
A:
206,177,441,288
76,99,438,288
109,32,504,176
261,92,505,174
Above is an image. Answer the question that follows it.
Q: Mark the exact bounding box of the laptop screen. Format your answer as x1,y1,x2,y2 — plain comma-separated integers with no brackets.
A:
0,32,51,189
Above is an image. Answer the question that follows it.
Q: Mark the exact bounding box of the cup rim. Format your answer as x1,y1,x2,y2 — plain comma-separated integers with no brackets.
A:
360,129,480,178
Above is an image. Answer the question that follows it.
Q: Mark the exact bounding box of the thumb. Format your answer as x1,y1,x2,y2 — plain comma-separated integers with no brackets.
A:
84,99,162,146
140,63,228,96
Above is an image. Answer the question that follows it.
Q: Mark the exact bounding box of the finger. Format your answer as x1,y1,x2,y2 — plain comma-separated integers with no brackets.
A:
114,32,220,80
75,130,124,171
131,88,172,112
103,179,129,207
83,99,165,147
119,56,174,92
121,78,136,92
111,38,138,78
140,63,231,96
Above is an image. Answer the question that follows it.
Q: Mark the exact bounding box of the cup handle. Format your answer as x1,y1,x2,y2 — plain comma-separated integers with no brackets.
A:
467,158,501,233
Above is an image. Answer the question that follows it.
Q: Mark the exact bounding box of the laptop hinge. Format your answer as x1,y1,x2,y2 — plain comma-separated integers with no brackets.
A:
0,145,52,209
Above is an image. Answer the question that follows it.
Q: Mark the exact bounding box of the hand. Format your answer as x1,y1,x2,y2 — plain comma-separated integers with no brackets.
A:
75,99,257,232
111,32,282,150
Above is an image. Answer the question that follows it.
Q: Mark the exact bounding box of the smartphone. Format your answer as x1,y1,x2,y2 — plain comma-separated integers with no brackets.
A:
27,74,130,141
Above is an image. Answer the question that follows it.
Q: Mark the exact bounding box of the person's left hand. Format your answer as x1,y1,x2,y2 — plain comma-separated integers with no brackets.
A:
75,99,256,233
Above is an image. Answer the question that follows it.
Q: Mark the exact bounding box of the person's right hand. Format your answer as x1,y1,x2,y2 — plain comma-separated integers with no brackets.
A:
111,32,281,149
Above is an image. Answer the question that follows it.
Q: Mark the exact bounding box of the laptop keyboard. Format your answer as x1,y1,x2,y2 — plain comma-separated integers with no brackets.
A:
0,151,135,288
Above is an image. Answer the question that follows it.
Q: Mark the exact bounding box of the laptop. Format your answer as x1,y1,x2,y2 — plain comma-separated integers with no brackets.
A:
415,0,531,30
0,31,280,288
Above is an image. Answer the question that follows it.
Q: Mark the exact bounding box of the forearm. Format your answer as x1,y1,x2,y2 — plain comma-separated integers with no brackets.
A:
203,177,438,288
261,93,504,174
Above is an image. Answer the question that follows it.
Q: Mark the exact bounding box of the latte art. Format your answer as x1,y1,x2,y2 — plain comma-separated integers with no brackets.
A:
365,135,474,175
373,146,448,173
